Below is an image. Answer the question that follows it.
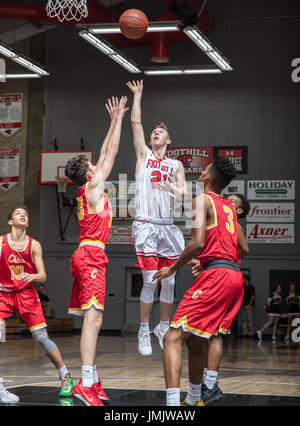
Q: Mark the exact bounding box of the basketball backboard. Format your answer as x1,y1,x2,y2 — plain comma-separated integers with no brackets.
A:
39,150,94,184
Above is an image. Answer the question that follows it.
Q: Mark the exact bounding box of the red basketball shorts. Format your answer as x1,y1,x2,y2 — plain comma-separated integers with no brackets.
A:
0,287,46,332
68,245,108,316
171,267,244,338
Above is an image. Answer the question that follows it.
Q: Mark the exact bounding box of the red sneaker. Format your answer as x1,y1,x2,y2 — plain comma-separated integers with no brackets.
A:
72,380,104,406
93,380,111,403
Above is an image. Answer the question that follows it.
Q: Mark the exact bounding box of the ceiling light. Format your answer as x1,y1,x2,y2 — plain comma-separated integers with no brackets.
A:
144,67,222,75
79,30,141,73
5,74,41,79
183,26,233,71
0,41,49,76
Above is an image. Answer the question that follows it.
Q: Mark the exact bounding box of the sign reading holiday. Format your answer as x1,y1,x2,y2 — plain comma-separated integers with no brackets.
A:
247,223,294,244
247,203,295,222
166,146,214,175
0,93,23,138
247,180,295,200
0,147,20,192
214,146,248,174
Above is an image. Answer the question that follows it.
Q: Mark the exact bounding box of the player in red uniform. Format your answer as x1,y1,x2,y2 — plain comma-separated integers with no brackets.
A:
0,206,74,404
153,156,249,406
64,95,128,406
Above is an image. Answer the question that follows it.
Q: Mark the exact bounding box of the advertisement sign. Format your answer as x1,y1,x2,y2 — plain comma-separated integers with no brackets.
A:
0,93,22,138
247,223,294,243
167,146,214,175
247,203,295,223
221,180,245,196
247,180,295,200
0,147,20,192
214,146,248,174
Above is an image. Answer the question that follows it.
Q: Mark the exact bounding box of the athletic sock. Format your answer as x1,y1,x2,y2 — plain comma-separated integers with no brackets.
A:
81,365,94,388
203,370,218,390
185,382,202,405
166,388,180,406
159,321,170,333
139,323,150,333
93,365,99,384
58,365,68,380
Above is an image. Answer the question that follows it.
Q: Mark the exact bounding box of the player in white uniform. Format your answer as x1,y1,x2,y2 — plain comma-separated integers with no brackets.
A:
127,80,186,357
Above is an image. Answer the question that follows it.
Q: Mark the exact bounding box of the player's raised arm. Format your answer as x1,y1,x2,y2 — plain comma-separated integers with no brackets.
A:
89,96,128,194
97,96,120,169
126,80,148,161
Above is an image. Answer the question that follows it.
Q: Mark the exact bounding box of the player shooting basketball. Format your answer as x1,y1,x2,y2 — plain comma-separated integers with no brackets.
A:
64,95,128,406
126,80,187,357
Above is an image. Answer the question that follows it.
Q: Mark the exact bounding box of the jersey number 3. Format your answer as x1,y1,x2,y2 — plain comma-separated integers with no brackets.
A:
223,205,235,234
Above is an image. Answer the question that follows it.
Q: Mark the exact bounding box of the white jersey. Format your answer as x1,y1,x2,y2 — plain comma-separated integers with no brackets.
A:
135,148,179,224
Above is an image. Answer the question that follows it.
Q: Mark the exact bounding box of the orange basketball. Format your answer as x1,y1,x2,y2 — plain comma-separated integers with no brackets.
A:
119,9,149,40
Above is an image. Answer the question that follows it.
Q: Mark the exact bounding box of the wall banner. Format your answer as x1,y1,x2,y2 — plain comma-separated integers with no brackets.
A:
214,146,248,174
247,223,294,244
166,146,214,175
0,147,20,192
247,202,295,223
0,93,23,138
247,180,295,200
221,180,245,196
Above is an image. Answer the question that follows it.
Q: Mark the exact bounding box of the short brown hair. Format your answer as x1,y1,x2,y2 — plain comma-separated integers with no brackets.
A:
8,206,29,221
65,154,89,186
151,122,171,139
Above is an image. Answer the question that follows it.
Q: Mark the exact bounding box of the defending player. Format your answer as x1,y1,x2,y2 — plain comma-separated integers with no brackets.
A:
126,80,187,357
153,156,249,406
0,206,74,404
64,96,128,406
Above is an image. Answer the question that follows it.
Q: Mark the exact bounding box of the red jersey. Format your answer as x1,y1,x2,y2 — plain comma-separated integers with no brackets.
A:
0,234,37,291
199,192,239,267
76,182,112,250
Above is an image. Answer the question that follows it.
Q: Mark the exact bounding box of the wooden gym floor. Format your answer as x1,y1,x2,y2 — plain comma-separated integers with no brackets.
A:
1,331,300,406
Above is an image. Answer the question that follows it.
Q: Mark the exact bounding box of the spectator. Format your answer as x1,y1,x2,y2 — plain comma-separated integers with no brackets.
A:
241,275,255,337
37,284,51,318
285,281,300,342
257,284,282,341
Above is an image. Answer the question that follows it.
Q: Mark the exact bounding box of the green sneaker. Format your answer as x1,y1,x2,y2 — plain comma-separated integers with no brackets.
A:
59,373,74,398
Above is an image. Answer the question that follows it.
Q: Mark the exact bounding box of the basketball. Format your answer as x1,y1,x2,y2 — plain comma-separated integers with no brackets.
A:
119,9,149,40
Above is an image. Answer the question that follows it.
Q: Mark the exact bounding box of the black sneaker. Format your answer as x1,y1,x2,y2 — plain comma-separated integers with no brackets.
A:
201,383,223,406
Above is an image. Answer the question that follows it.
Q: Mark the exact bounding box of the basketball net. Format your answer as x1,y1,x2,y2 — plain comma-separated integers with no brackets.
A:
55,177,69,193
46,0,88,22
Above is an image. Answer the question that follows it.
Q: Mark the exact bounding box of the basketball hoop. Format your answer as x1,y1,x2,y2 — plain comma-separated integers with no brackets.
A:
55,176,69,193
46,0,88,22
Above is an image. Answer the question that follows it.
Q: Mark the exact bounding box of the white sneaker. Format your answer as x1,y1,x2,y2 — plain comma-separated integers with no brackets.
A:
257,330,262,340
272,336,277,341
284,335,290,342
138,329,152,357
153,324,168,350
0,379,19,404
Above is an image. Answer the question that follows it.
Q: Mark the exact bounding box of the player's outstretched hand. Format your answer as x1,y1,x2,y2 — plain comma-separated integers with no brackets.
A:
153,267,173,284
105,96,119,121
126,80,143,95
117,96,129,118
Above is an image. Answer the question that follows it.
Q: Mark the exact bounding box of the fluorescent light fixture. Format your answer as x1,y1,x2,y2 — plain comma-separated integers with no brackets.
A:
5,73,41,79
0,41,49,76
144,67,222,75
86,21,181,34
183,26,233,71
79,30,141,73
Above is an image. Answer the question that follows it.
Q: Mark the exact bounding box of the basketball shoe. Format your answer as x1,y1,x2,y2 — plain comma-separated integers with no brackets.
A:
93,380,111,403
72,380,104,406
59,373,74,397
180,398,204,406
153,323,168,350
201,383,223,406
138,328,152,356
0,378,19,404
